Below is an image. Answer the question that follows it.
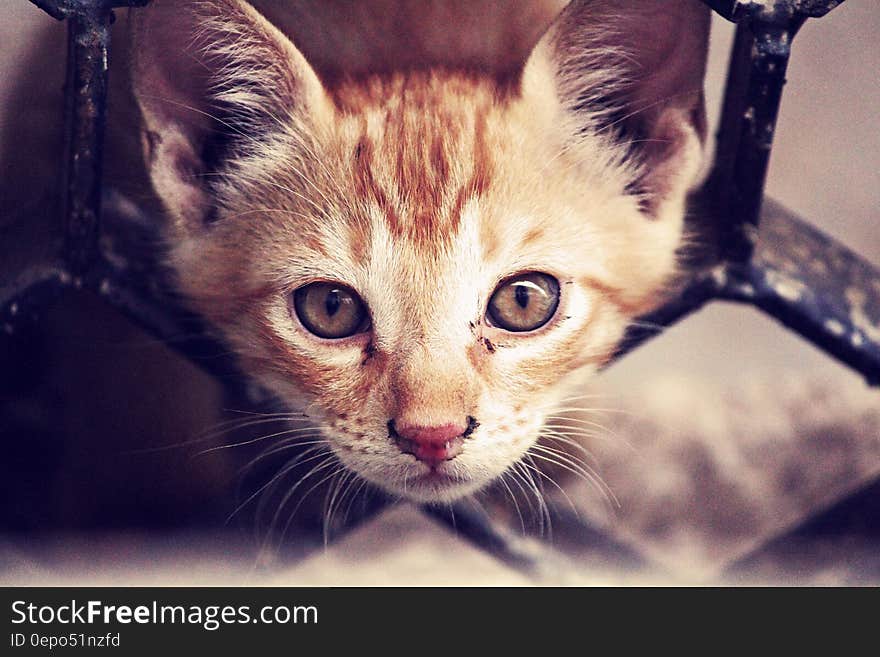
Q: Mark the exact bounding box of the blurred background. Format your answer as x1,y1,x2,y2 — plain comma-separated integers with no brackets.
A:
0,1,878,585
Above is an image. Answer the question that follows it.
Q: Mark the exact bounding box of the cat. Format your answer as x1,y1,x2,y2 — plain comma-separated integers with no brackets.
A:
130,0,710,507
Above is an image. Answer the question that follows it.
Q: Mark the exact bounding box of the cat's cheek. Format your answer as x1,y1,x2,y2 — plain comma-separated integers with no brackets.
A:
229,310,375,417
327,446,431,499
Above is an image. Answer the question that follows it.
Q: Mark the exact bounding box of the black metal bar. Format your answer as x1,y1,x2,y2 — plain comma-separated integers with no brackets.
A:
611,273,719,362
28,0,151,277
422,502,658,582
0,275,69,340
61,5,110,275
724,475,880,584
703,0,845,22
422,504,553,579
617,200,880,386
733,202,880,385
28,0,68,20
705,10,806,263
29,0,150,20
704,22,753,259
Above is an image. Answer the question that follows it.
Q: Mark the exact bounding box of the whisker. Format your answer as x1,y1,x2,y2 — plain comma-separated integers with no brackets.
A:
518,458,581,521
545,407,634,416
264,456,341,551
538,429,595,453
228,447,330,527
511,461,551,538
192,425,324,458
198,171,334,222
505,465,540,531
226,449,321,526
122,414,308,456
221,408,306,418
197,414,311,442
323,470,356,545
538,393,617,408
530,443,600,481
234,439,329,478
542,425,637,458
498,473,527,535
627,319,667,332
520,458,553,539
528,446,619,511
340,478,371,527
277,463,348,550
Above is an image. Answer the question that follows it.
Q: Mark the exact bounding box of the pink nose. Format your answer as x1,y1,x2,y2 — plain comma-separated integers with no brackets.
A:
391,419,476,467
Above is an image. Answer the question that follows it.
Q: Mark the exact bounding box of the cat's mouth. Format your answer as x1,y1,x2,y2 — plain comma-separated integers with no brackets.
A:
412,468,460,485
399,465,480,503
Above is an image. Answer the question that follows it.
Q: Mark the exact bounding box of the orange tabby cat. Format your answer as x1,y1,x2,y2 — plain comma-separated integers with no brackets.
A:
131,0,710,504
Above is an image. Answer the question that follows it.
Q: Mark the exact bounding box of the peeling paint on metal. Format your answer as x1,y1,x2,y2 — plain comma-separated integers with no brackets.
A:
734,283,756,298
765,269,806,302
823,319,845,337
845,287,880,344
711,267,729,289
809,258,829,275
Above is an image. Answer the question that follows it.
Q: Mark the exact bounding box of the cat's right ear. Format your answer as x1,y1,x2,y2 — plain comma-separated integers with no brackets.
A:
130,0,331,229
521,0,710,221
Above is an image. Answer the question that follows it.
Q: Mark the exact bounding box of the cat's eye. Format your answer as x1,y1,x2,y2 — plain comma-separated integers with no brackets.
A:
293,282,370,339
486,272,560,333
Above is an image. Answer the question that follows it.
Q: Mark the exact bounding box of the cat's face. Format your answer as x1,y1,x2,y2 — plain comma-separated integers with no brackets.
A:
132,0,709,503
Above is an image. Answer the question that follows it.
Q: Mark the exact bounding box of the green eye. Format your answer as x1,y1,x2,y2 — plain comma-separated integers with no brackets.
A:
487,272,560,332
293,282,370,339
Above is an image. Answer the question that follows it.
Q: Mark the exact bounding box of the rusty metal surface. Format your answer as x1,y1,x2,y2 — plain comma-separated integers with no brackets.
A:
699,1,845,264
62,6,109,274
30,0,149,21
28,0,146,277
737,201,880,386
617,200,880,386
703,0,845,22
706,18,803,262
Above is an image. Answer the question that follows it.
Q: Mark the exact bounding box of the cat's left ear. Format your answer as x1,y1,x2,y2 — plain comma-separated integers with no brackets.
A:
521,0,710,218
130,0,333,229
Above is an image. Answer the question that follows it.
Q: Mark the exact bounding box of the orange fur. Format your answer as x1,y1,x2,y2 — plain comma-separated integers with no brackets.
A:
131,0,709,503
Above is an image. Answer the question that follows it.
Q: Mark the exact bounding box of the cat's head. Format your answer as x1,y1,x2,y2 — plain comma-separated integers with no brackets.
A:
132,0,709,503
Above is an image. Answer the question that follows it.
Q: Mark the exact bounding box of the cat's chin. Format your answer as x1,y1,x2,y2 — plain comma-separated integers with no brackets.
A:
353,464,488,505
395,470,487,505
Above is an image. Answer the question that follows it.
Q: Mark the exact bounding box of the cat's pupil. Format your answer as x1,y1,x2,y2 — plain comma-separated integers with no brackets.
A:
325,290,341,317
515,284,530,309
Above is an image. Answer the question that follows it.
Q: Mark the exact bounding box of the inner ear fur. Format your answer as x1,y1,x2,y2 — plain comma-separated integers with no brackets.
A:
130,0,330,229
522,0,711,217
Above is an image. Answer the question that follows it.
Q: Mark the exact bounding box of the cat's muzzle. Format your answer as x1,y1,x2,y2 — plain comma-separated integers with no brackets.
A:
388,416,479,468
